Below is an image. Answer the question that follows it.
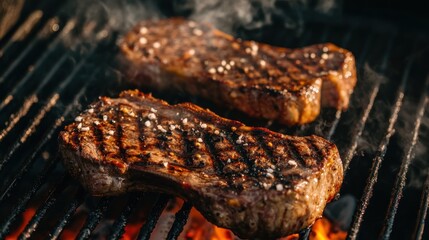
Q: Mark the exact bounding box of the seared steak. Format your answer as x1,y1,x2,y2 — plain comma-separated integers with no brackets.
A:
59,90,343,238
119,18,356,126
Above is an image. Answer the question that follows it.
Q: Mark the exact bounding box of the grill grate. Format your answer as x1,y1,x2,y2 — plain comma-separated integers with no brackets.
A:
1,2,429,240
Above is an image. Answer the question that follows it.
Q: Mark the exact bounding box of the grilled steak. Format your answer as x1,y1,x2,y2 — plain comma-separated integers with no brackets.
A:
119,18,357,126
59,90,343,238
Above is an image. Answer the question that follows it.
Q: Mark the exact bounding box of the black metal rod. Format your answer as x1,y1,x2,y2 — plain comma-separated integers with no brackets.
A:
48,187,85,240
108,194,141,240
342,35,394,172
18,177,70,240
346,57,410,240
0,164,62,239
379,92,428,239
299,226,312,240
413,172,429,240
76,197,111,240
137,194,169,240
166,202,192,240
0,19,76,111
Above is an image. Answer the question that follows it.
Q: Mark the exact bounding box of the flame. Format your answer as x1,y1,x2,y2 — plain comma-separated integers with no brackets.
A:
6,198,346,240
5,208,36,240
309,218,347,240
184,210,347,240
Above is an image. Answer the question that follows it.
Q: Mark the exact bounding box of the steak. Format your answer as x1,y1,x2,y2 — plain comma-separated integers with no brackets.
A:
59,90,343,238
119,18,357,126
59,90,343,239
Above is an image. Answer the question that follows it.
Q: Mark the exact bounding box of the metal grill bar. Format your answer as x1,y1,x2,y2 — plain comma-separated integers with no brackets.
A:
0,53,69,145
379,80,429,239
0,17,61,86
0,10,44,58
0,19,76,111
342,35,394,171
108,194,141,240
0,160,61,238
18,177,70,240
76,197,111,240
166,202,192,240
0,57,93,196
48,187,85,240
346,49,411,240
413,173,429,240
137,194,169,240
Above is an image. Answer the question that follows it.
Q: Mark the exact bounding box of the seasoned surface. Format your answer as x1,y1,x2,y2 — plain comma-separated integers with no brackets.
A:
119,18,356,125
59,90,343,238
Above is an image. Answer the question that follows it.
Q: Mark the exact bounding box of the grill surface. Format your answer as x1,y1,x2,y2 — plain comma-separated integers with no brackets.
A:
1,1,429,239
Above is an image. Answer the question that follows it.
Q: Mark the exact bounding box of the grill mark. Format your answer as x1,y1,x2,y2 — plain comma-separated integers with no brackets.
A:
136,110,148,163
284,139,307,167
257,47,293,79
237,42,270,80
71,128,81,151
92,123,106,159
116,105,127,163
251,130,284,182
153,113,174,162
251,130,276,164
202,133,225,175
223,130,258,178
306,138,325,164
181,131,195,167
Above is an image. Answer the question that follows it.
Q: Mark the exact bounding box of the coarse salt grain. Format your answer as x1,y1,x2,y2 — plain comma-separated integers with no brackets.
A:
75,116,82,122
214,130,220,135
163,162,168,167
150,107,157,113
182,118,188,124
80,126,90,132
200,123,207,129
288,160,297,167
321,53,329,60
94,121,100,126
144,120,151,127
88,108,94,113
236,135,244,144
157,125,167,133
193,28,203,36
77,123,82,129
108,130,115,135
276,184,284,191
262,183,271,190
153,42,161,48
148,113,156,120
139,37,147,45
197,138,203,143
208,68,216,74
267,168,274,173
139,27,148,34
169,125,176,131
103,115,108,121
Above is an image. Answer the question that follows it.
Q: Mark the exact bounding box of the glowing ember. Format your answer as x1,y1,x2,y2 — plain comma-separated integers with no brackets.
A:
5,197,346,240
184,211,347,240
6,208,36,240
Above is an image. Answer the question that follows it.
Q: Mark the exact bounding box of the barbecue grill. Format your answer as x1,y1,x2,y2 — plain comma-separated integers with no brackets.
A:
1,0,428,239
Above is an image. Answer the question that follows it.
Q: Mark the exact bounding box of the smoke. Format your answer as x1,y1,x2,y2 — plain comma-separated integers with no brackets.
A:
62,0,341,39
398,99,429,189
173,0,341,34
